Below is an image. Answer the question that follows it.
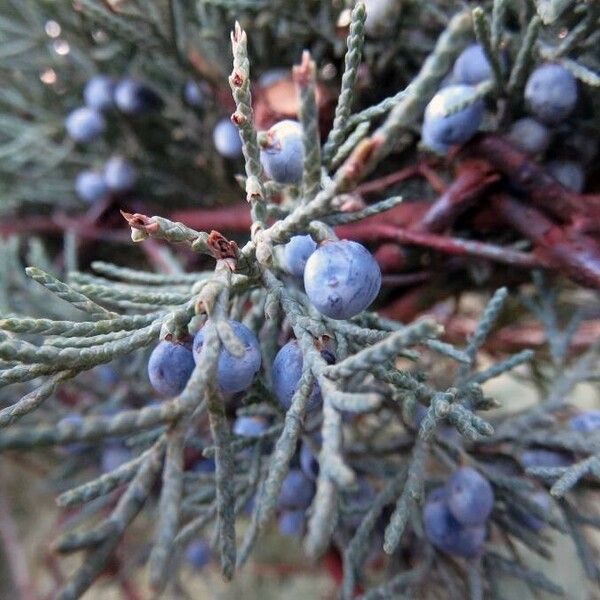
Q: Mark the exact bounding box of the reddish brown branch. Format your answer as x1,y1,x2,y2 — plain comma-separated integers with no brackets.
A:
492,194,600,289
465,134,600,222
416,160,500,233
336,222,543,268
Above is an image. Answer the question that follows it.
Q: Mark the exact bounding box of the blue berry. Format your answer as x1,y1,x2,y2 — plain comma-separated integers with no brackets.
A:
104,156,137,192
453,44,494,85
304,240,381,319
520,448,572,468
75,170,108,204
300,441,319,480
423,487,486,558
183,80,205,108
233,416,268,437
260,120,304,184
193,320,261,394
283,235,317,278
213,118,242,158
278,469,315,510
65,107,105,142
569,410,600,433
185,540,211,569
147,340,195,397
114,78,162,115
515,490,552,532
278,509,305,537
83,75,115,111
525,63,577,124
546,160,585,192
446,467,494,527
507,118,551,155
272,340,322,411
422,85,484,153
101,443,131,473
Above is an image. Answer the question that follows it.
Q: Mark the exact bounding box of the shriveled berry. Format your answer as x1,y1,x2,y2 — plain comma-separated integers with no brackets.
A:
525,63,577,124
84,75,115,111
283,235,317,278
422,85,484,153
423,487,486,558
272,340,323,411
453,44,494,85
507,118,551,155
213,118,242,158
446,467,494,527
75,170,108,203
193,320,261,394
569,410,600,433
278,469,315,510
114,78,162,114
547,160,585,192
65,107,105,142
260,120,304,184
304,240,381,319
147,340,195,397
233,416,268,438
185,540,211,569
104,156,137,192
278,509,305,537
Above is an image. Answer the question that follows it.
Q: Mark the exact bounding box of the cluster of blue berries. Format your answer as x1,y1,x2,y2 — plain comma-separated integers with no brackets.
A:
75,156,137,204
281,235,382,320
67,75,161,203
66,75,162,143
147,319,261,398
421,44,586,180
423,467,493,557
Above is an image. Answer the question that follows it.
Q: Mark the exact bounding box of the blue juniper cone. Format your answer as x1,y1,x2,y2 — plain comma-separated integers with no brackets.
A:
423,486,486,558
213,118,243,158
304,240,381,319
147,340,195,397
65,107,105,142
193,320,261,394
104,156,137,192
445,467,494,527
272,339,334,411
259,120,305,184
524,63,578,124
114,78,162,114
422,84,484,153
507,118,551,155
75,170,108,203
84,75,116,111
282,234,317,278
